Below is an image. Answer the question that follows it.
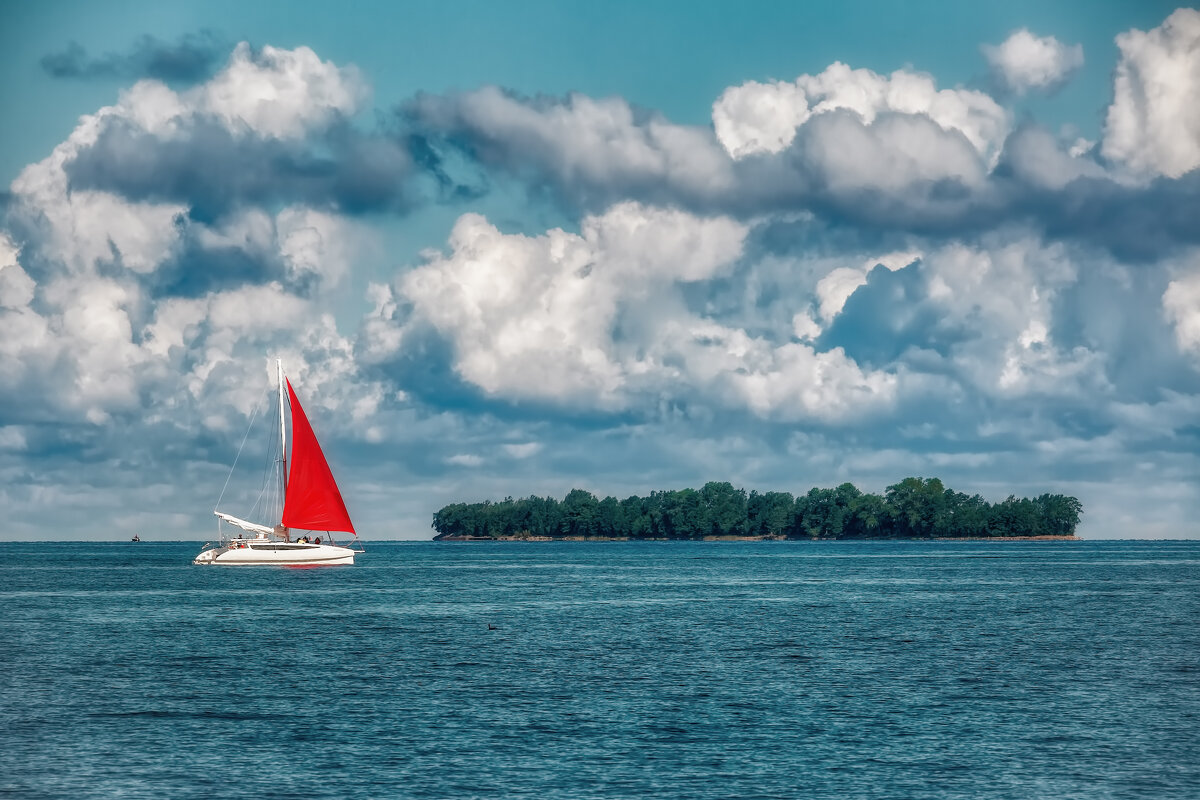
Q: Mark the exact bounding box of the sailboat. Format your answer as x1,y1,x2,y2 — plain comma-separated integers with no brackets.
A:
194,360,362,566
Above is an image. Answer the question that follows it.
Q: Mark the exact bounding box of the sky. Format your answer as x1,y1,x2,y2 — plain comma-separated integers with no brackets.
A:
1,1,1198,541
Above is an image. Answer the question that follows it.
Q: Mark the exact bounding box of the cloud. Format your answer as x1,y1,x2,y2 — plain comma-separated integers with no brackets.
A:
401,79,1003,229
64,117,413,222
0,249,349,431
710,79,810,159
390,203,748,410
814,251,920,322
368,202,902,422
0,426,26,451
714,62,1010,164
791,109,988,196
1,45,388,435
999,155,1200,262
359,186,1189,433
0,267,144,426
403,86,736,209
395,68,1181,261
1164,259,1200,357
998,124,1107,191
16,42,411,227
40,31,228,84
397,32,1200,260
0,233,34,308
276,206,365,287
982,29,1084,95
799,229,1135,414
200,42,367,139
1102,8,1200,178
503,442,542,459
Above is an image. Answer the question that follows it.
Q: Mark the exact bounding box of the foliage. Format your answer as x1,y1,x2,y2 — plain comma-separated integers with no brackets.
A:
431,478,1083,540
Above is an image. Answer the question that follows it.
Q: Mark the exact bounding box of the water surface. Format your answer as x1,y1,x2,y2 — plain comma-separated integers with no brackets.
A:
2,540,1197,799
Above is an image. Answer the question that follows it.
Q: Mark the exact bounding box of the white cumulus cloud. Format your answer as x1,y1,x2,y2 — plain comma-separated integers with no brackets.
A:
383,202,901,422
713,61,1009,166
0,233,35,309
8,42,370,280
982,29,1084,95
711,79,810,159
398,203,747,409
1102,8,1200,178
815,251,920,322
1164,263,1200,357
200,42,367,139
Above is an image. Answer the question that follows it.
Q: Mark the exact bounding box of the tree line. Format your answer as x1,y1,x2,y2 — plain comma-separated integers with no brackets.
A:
431,478,1083,540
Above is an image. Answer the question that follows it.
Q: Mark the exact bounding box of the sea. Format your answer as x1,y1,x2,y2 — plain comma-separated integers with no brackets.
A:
2,540,1197,800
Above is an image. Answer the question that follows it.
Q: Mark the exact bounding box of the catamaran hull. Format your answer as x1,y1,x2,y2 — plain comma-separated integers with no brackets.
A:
193,543,356,566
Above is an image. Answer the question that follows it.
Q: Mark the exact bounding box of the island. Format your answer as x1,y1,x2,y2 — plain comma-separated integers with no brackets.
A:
431,477,1082,541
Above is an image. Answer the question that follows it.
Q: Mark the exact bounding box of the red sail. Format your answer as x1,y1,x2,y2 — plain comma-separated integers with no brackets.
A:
282,379,356,534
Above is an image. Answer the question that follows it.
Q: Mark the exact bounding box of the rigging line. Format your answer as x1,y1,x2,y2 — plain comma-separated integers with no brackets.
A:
252,388,286,524
214,393,264,512
250,391,281,521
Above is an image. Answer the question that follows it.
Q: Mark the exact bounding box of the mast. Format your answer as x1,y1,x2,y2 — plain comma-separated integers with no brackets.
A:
278,358,288,533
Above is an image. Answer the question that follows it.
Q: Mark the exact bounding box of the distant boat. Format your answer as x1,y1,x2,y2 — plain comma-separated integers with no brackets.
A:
131,534,141,542
194,360,361,566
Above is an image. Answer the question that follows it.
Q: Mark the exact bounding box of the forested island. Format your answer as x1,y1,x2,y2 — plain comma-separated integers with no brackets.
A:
431,477,1083,541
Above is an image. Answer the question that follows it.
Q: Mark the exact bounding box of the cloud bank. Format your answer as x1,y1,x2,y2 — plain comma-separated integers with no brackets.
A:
4,9,1200,540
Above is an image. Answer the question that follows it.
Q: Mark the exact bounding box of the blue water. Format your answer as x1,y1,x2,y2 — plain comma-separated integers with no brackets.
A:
2,540,1198,799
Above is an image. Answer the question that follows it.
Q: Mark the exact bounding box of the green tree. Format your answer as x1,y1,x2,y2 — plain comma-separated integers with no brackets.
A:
596,495,621,537
885,477,948,538
748,490,794,537
561,488,599,537
701,481,748,536
1034,493,1083,536
660,489,705,539
430,480,1082,541
796,483,861,538
846,492,886,538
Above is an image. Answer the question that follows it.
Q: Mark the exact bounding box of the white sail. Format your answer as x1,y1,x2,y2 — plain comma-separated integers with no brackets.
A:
213,511,276,536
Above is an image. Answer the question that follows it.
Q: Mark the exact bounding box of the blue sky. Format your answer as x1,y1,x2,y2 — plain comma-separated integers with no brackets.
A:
1,1,1198,539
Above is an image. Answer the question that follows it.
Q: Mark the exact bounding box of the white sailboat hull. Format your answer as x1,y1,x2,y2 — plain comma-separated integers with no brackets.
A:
193,541,356,566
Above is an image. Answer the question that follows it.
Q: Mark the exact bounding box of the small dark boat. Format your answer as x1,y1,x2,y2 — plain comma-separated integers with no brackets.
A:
131,534,141,542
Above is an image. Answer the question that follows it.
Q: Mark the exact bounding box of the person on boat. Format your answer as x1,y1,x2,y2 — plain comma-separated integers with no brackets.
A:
314,537,321,545
298,535,309,544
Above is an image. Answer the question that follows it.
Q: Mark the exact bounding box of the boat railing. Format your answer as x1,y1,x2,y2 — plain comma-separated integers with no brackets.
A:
211,528,363,550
